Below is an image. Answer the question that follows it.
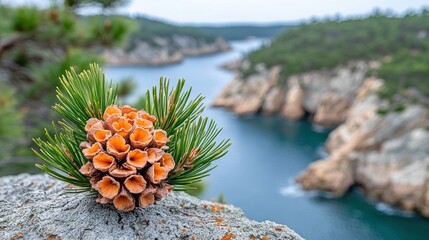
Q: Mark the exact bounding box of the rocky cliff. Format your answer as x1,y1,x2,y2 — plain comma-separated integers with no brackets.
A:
104,36,230,66
297,78,429,216
214,62,429,216
0,174,302,239
213,61,377,126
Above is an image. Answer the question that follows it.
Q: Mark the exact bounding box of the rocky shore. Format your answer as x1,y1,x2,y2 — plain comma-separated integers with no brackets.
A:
104,36,230,66
213,61,375,126
0,174,302,239
214,62,429,216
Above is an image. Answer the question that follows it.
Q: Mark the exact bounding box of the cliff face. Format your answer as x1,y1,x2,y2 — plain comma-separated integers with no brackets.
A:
104,36,230,66
215,63,429,216
213,61,373,126
297,78,429,216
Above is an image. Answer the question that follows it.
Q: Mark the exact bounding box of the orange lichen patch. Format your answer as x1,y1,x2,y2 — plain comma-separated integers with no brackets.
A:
95,176,120,199
213,217,223,225
92,129,112,143
96,196,111,204
124,111,138,124
137,186,156,208
153,129,169,147
147,162,167,184
261,237,269,240
130,127,153,148
124,175,147,194
111,117,133,137
93,152,116,172
109,162,136,178
82,142,102,159
134,118,154,131
126,149,148,169
137,110,157,123
147,148,164,163
211,205,221,213
113,188,135,212
155,183,173,201
85,118,103,132
103,105,122,120
221,232,236,240
106,134,130,160
79,162,97,176
120,105,137,114
160,153,175,171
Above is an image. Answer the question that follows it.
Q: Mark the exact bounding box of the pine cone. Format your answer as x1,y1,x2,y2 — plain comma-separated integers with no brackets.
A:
79,105,174,211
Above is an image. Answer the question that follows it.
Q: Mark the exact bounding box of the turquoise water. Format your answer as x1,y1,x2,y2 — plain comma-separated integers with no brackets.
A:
104,40,429,240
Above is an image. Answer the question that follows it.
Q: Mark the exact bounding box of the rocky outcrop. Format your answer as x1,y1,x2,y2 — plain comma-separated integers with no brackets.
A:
281,80,304,120
0,174,302,240
297,78,429,216
213,65,281,115
213,61,372,126
104,37,230,66
215,57,429,216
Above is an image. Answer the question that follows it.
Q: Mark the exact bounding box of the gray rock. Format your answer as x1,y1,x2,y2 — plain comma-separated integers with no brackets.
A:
0,174,302,240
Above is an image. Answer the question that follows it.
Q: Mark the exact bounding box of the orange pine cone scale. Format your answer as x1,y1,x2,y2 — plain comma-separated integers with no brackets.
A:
79,105,174,212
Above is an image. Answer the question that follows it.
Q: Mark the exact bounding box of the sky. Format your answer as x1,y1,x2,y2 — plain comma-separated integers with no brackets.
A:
10,0,429,24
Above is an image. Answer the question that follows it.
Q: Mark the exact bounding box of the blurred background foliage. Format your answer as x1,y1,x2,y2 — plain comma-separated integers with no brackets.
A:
0,1,130,171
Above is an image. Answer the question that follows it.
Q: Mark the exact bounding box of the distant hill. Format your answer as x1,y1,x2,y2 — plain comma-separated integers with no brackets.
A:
129,17,218,48
241,11,429,97
100,16,230,65
197,25,292,40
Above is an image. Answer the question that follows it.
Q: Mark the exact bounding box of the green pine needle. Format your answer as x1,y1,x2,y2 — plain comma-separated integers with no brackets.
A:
54,63,118,140
144,78,231,191
166,117,231,191
33,64,230,193
33,63,117,191
144,78,205,134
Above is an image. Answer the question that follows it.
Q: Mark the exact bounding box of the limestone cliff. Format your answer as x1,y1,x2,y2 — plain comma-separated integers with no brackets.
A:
297,78,429,216
104,36,230,66
215,61,429,216
213,61,373,126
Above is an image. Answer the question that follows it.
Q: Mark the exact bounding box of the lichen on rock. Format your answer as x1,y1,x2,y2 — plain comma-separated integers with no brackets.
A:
0,174,303,240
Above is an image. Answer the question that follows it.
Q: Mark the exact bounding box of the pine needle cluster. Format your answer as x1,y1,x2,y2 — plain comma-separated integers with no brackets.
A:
33,63,230,200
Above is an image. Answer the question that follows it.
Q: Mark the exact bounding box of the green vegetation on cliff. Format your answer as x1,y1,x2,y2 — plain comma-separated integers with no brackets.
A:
242,9,429,97
125,17,217,50
198,24,291,40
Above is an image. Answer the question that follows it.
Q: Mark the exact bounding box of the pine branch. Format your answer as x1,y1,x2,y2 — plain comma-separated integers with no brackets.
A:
33,124,91,192
33,63,117,190
144,78,205,135
54,63,118,140
166,117,231,191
